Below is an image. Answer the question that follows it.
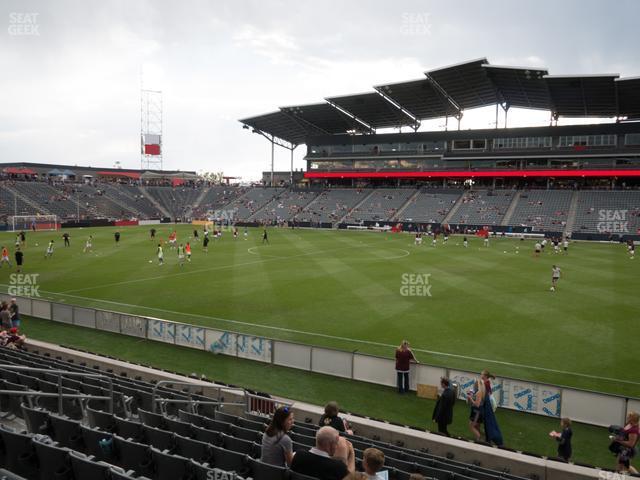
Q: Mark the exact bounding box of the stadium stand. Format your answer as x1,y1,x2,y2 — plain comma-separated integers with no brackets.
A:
222,187,285,221
145,186,203,220
396,189,463,224
0,342,604,480
572,190,640,235
447,190,516,226
296,189,368,225
190,185,248,219
10,182,88,219
0,184,39,217
249,190,320,223
344,188,415,223
507,190,574,232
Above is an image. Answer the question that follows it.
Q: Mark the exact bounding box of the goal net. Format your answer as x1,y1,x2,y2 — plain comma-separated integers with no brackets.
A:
8,215,59,232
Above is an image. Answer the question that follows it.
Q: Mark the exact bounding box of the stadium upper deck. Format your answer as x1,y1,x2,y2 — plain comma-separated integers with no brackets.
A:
240,58,640,183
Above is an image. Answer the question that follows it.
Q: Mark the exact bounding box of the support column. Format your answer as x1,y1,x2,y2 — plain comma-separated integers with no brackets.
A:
270,136,275,187
290,147,294,186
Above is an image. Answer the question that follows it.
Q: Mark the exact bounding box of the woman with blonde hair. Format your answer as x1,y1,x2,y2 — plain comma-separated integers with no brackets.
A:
612,411,639,472
467,378,485,441
395,340,418,394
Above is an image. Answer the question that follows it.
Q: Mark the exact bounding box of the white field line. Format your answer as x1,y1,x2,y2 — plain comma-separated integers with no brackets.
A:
6,285,639,388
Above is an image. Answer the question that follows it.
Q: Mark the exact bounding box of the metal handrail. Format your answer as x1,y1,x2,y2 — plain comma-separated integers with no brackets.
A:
150,380,245,414
0,365,114,414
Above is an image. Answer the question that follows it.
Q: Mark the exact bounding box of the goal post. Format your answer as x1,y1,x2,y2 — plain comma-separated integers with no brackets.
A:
8,215,59,232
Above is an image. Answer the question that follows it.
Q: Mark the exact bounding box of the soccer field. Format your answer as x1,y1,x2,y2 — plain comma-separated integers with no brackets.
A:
0,225,638,398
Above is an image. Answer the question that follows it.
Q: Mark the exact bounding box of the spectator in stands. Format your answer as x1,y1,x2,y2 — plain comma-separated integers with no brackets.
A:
395,340,419,394
0,327,26,349
432,377,456,436
260,405,294,467
0,302,11,330
9,298,20,328
549,417,572,461
362,447,385,479
319,401,352,434
290,426,353,480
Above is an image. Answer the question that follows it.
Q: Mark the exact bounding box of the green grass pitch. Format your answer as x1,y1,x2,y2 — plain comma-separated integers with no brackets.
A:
0,225,637,466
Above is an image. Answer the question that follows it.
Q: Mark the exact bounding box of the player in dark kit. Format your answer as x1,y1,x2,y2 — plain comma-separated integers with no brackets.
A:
14,248,23,273
114,231,121,245
203,235,209,253
193,229,199,241
150,228,156,240
62,232,70,247
262,228,269,244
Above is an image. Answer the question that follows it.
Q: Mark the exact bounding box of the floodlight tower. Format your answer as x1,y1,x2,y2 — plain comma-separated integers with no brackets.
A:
140,89,163,170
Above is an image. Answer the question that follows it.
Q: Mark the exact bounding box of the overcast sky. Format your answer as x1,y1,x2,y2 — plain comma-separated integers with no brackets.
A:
1,0,639,180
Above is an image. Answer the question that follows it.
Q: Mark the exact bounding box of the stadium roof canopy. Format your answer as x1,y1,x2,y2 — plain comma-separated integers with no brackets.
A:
616,76,640,119
544,74,619,117
240,57,640,145
325,92,419,130
280,102,365,134
375,78,460,120
482,65,551,110
426,58,500,110
239,110,319,146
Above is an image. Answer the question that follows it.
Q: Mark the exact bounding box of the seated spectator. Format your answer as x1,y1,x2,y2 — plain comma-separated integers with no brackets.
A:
290,426,354,480
320,401,353,434
260,405,294,467
9,298,20,328
362,447,385,479
0,327,26,349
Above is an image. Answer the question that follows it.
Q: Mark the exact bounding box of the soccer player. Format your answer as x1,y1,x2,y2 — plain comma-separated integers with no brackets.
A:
62,232,70,247
414,232,422,246
150,228,156,240
177,243,185,267
157,243,164,265
534,241,541,257
541,238,547,253
233,227,238,240
14,248,23,273
114,231,121,246
628,240,635,259
484,236,489,247
185,242,192,262
443,232,449,244
553,238,560,254
45,240,54,259
463,236,468,248
262,228,269,244
19,231,26,247
551,265,561,291
0,246,11,268
193,229,199,241
243,226,248,240
563,238,569,255
14,235,20,249
203,234,209,253
83,235,93,253
169,231,177,249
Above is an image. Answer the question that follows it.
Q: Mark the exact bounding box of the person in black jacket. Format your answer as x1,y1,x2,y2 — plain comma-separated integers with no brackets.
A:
549,417,572,461
432,377,456,436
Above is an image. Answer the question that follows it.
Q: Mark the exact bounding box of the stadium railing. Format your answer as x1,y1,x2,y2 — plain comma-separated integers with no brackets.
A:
2,293,637,433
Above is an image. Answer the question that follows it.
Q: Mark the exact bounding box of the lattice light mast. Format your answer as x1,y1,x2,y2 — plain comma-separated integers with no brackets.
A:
140,89,163,170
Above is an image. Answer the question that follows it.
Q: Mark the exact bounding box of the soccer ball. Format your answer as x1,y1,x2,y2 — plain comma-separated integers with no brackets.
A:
550,286,555,291
35,243,38,247
148,260,153,263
